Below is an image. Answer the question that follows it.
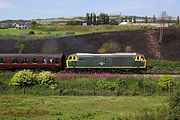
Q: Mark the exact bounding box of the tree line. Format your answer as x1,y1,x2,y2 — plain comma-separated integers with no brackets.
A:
86,13,111,25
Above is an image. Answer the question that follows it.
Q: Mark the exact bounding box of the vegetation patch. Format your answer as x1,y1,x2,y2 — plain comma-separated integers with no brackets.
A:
0,109,49,117
147,60,180,73
0,95,167,120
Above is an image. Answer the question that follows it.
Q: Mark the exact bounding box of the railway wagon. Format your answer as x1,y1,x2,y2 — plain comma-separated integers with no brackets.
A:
0,54,66,70
66,53,147,72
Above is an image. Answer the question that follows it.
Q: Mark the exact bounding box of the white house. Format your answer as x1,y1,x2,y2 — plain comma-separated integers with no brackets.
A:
15,23,30,29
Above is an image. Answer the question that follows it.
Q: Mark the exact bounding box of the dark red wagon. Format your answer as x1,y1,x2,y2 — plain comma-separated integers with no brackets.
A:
0,54,66,71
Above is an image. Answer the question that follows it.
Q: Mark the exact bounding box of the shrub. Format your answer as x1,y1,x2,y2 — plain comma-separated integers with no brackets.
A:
37,71,55,86
96,78,115,91
98,41,120,53
169,91,180,120
114,78,127,95
16,40,27,53
29,30,35,34
10,70,36,87
158,76,175,91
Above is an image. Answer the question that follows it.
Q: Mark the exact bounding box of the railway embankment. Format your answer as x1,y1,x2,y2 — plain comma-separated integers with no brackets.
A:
0,28,179,61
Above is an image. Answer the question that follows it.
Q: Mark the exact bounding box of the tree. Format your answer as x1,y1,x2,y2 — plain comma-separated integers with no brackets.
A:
129,16,133,22
133,16,136,23
92,13,97,25
153,15,156,23
86,13,90,24
31,21,38,27
145,16,148,23
105,14,109,24
99,13,106,24
125,16,128,22
109,19,119,25
90,13,93,24
96,16,100,25
177,16,179,25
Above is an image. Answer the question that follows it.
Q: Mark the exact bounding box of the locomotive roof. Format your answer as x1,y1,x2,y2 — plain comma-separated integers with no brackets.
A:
0,54,63,57
73,53,143,57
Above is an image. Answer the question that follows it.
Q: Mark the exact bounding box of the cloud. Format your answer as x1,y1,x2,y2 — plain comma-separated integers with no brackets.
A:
0,1,15,9
165,0,176,4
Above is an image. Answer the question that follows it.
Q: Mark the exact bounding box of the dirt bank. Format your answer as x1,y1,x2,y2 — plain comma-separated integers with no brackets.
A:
0,28,179,61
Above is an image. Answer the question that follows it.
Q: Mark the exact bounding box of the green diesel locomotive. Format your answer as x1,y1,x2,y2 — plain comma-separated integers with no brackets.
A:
66,53,147,73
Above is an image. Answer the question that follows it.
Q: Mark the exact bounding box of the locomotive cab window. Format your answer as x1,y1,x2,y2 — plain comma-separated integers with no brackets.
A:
68,55,78,61
135,56,141,61
73,56,76,61
69,56,72,60
141,56,145,60
72,56,78,61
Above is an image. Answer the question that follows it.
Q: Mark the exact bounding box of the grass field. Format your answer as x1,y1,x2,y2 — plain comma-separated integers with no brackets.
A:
0,25,155,40
0,95,167,120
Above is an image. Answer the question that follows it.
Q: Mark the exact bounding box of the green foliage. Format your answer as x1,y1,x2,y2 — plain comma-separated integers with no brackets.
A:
169,91,180,120
31,21,38,27
16,40,27,53
37,71,55,86
109,19,119,25
10,70,56,90
66,20,83,25
158,76,175,91
10,70,36,87
2,71,179,96
96,78,115,91
177,16,179,25
0,95,166,120
29,30,35,34
114,78,127,94
147,60,180,74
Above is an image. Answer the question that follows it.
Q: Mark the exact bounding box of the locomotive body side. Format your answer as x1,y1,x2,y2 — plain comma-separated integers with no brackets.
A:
66,53,146,72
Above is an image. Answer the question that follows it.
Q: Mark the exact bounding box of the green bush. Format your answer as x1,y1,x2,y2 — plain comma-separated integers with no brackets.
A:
37,71,56,89
169,91,180,120
10,70,36,87
158,76,175,91
29,30,35,34
114,78,127,95
96,78,115,91
147,60,180,73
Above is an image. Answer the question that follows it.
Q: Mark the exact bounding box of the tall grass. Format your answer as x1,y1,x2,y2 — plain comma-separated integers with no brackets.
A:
147,60,180,73
1,71,179,96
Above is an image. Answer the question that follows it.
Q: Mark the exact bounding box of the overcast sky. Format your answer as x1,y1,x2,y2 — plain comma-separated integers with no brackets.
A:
0,0,179,20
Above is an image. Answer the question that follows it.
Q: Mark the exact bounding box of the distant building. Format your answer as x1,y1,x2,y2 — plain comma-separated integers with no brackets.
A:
15,23,31,29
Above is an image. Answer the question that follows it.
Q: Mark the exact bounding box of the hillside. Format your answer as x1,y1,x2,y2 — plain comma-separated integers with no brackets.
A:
0,28,179,61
